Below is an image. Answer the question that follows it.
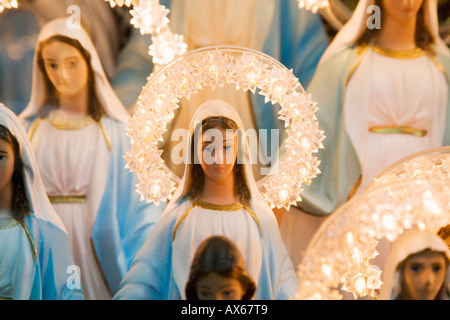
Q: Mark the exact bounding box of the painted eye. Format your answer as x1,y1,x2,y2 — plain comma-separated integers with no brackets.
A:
410,264,422,273
432,265,442,273
198,291,211,299
224,145,233,151
205,147,214,153
0,155,5,160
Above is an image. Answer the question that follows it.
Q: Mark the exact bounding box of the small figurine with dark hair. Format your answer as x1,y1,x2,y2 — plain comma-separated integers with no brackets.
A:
185,236,256,300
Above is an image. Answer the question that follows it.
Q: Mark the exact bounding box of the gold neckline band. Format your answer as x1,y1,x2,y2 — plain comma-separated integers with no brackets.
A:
372,44,425,59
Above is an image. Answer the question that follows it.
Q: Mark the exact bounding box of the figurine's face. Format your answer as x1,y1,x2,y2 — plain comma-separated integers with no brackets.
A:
382,0,424,23
196,271,244,300
41,41,89,98
0,139,14,199
402,251,447,300
197,128,238,183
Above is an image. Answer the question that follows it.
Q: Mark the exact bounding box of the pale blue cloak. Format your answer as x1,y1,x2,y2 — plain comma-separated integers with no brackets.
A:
113,197,298,300
297,45,450,217
22,116,166,294
21,214,83,300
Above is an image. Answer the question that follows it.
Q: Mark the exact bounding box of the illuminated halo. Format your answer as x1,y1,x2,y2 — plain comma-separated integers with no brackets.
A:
124,46,324,209
366,146,450,191
0,0,18,12
294,178,450,300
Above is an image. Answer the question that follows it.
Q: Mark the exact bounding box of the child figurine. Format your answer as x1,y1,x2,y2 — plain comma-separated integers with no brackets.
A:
114,99,297,300
185,235,256,300
380,228,450,300
19,18,165,299
0,103,83,300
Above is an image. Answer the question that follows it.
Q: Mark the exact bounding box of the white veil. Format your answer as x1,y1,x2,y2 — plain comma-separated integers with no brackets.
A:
319,0,450,65
19,18,130,123
379,228,450,300
165,99,269,214
0,103,67,232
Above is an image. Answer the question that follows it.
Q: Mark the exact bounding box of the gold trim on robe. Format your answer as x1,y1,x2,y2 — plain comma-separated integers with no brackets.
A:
49,115,95,130
0,217,36,261
0,218,19,230
28,116,111,152
18,220,37,262
369,126,427,137
345,44,370,86
48,195,87,204
372,44,426,59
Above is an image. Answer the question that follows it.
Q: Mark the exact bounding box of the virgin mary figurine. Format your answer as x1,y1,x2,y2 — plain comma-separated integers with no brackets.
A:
299,0,450,215
19,18,165,300
379,229,450,300
279,0,450,267
0,103,83,300
113,99,298,300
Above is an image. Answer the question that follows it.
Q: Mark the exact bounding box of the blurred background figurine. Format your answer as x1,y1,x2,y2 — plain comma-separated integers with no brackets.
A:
0,0,132,115
279,0,450,268
19,18,165,300
379,228,450,300
0,103,83,300
185,235,256,300
114,100,297,300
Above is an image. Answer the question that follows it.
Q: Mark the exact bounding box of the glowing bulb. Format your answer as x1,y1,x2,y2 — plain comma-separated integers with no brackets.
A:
278,189,289,203
346,231,354,246
321,263,331,278
351,247,363,265
424,199,441,215
150,183,161,199
354,275,367,295
382,214,395,230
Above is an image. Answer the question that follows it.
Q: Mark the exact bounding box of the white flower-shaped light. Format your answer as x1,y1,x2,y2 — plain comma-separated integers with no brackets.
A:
148,29,188,66
106,0,187,67
130,0,169,35
297,0,329,14
0,0,18,13
106,0,135,7
125,46,324,210
295,178,450,300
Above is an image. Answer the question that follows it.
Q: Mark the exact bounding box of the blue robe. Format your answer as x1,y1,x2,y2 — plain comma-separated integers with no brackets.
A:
0,214,84,300
297,45,450,216
22,116,166,294
113,197,298,300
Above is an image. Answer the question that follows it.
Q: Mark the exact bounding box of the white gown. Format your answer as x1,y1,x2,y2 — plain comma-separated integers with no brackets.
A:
345,45,448,194
30,111,112,300
172,200,263,299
